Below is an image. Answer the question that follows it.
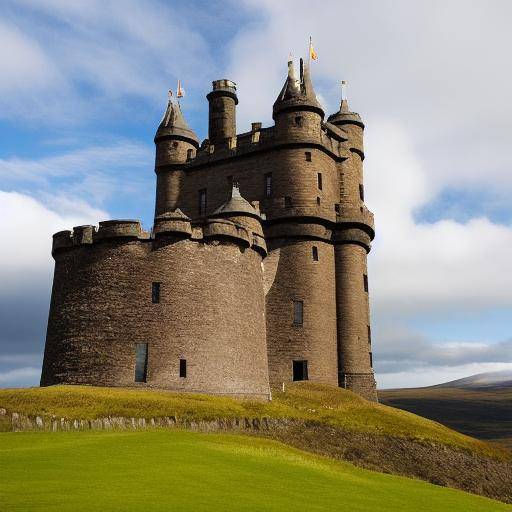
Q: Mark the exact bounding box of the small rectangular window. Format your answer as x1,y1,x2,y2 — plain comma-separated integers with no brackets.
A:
334,203,340,213
317,173,323,190
135,343,148,383
295,116,303,126
284,196,292,208
293,300,303,326
265,173,272,197
293,360,308,381
367,325,372,344
152,282,160,304
369,352,373,368
198,188,207,216
316,197,321,205
363,274,369,293
359,184,365,201
312,246,319,261
187,148,194,161
179,358,187,378
305,151,312,162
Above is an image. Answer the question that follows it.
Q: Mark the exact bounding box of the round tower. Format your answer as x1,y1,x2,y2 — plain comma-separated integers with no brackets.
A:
154,94,199,216
328,87,377,401
207,79,238,146
263,59,338,388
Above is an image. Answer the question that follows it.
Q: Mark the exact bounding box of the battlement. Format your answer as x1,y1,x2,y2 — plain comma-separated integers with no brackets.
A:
52,216,266,258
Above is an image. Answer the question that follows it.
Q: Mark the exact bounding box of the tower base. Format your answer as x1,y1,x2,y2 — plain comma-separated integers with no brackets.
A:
339,372,378,402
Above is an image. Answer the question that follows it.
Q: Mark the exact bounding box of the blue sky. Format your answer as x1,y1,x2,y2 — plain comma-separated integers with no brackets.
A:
1,0,511,388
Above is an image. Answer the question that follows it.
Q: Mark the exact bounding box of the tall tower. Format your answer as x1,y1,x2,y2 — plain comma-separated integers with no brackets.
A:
154,96,199,216
265,59,339,387
328,86,377,401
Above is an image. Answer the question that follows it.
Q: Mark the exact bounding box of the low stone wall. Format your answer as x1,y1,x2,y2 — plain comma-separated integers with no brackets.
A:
0,408,292,433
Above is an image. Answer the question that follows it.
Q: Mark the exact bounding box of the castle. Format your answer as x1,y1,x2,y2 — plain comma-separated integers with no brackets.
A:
40,58,377,401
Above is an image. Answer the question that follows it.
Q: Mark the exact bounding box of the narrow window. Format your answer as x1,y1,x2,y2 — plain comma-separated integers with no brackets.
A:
198,188,207,216
179,359,187,378
334,203,340,213
312,246,319,261
363,274,369,293
359,184,365,201
316,197,321,206
135,343,148,383
317,173,323,190
367,325,372,344
265,173,272,197
369,352,373,368
187,148,194,161
305,151,312,162
295,116,303,126
293,300,303,326
293,360,308,381
284,196,292,208
152,282,160,304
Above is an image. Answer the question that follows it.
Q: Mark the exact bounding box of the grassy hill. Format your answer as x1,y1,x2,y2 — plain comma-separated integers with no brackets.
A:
379,384,512,449
1,383,511,505
1,429,511,512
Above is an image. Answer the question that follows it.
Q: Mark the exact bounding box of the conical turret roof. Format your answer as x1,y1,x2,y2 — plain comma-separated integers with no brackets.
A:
212,183,261,218
327,99,364,129
155,98,200,147
273,58,324,119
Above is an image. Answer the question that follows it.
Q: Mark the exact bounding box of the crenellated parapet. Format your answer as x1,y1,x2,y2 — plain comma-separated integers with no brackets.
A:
52,221,150,256
52,208,266,261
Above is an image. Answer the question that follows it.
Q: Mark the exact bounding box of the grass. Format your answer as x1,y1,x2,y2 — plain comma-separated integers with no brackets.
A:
379,386,512,449
0,382,508,460
0,429,510,512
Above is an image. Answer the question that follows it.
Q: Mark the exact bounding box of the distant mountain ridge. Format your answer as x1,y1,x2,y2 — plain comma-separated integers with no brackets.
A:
433,370,512,390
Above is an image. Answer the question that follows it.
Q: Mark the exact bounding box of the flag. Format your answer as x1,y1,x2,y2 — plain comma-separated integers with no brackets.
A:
177,80,185,98
309,38,318,61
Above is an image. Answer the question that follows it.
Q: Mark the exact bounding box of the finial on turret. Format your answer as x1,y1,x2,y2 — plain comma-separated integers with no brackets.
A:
340,80,349,112
231,181,241,198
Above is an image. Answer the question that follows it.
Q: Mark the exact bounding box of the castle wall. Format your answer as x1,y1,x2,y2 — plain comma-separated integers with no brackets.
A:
41,225,270,398
176,146,339,223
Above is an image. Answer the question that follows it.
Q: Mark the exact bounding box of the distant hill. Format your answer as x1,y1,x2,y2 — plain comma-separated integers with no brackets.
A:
433,370,512,390
379,371,512,451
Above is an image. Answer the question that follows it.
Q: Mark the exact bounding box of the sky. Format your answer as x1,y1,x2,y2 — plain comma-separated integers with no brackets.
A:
1,0,511,389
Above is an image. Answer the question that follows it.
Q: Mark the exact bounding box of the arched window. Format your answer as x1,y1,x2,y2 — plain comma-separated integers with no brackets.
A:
312,246,319,261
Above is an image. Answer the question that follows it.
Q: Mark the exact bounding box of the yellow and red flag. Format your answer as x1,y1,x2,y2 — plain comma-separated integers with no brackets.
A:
309,37,318,61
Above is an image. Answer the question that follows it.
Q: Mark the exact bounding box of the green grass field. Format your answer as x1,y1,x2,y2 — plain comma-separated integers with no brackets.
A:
1,383,507,460
1,429,510,512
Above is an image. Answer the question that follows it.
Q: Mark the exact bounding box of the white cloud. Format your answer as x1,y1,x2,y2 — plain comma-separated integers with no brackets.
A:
0,0,214,123
0,366,40,387
0,191,107,291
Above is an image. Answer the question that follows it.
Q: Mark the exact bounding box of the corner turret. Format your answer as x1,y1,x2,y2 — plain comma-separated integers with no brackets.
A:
154,94,199,216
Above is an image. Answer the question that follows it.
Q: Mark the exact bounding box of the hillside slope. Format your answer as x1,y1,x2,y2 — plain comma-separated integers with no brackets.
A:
1,429,510,512
1,383,511,503
379,383,512,449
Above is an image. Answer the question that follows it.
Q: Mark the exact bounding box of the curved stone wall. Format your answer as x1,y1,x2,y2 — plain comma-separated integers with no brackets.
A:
41,224,270,399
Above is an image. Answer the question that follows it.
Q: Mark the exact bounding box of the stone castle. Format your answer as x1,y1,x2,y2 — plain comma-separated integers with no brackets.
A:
41,58,377,401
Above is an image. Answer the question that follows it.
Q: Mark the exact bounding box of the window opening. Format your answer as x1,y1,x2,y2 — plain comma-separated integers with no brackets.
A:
135,343,148,383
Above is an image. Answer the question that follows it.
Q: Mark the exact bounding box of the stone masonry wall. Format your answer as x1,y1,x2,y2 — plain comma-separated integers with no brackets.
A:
41,230,270,399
